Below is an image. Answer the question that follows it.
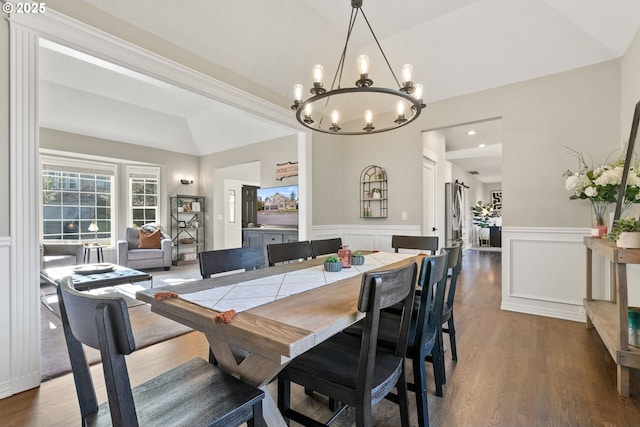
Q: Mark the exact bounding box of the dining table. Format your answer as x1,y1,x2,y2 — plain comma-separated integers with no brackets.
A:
135,251,419,427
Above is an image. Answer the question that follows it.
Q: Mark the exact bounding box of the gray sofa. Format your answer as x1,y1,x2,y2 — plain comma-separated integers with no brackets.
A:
41,243,84,269
117,227,172,271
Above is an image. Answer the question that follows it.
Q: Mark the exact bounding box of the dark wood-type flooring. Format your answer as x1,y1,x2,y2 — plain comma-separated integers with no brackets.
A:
3,250,640,426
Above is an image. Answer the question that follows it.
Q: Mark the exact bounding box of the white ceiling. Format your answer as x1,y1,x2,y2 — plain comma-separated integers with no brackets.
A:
39,0,640,177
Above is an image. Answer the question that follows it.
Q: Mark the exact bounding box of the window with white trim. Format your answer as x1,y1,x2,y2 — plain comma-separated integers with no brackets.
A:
128,166,160,228
41,158,116,241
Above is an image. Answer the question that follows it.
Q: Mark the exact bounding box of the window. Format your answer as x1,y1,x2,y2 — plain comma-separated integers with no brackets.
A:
42,158,115,241
128,167,160,228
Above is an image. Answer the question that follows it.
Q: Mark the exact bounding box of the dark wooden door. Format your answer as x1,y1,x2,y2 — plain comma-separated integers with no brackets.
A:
242,185,259,228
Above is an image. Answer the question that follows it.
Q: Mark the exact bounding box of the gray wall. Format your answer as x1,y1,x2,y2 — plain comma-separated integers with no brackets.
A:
311,59,621,229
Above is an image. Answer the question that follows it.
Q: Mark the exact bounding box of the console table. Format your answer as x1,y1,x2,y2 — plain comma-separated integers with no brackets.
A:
584,236,640,396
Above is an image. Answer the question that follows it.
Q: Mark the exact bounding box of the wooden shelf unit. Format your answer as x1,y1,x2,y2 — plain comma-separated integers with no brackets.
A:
584,236,640,396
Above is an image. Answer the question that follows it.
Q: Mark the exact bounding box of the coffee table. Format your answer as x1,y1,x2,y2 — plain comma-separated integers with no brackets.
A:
41,263,152,291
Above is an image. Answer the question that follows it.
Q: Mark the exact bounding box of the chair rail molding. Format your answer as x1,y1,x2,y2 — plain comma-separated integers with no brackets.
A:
501,226,597,322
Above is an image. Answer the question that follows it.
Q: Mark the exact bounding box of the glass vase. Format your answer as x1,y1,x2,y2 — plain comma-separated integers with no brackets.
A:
590,201,608,238
338,245,351,268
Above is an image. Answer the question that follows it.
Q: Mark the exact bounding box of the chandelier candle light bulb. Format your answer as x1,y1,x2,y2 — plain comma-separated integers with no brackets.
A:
363,109,375,132
395,100,407,124
401,64,413,86
330,110,341,132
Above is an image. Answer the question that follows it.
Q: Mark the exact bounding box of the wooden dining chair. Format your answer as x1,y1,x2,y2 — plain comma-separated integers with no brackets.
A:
56,276,265,427
392,235,439,255
266,240,313,266
198,246,265,278
310,238,342,258
345,251,448,427
441,245,463,362
277,261,417,427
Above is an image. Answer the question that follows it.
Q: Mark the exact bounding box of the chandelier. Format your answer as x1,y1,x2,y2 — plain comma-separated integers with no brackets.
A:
291,0,425,135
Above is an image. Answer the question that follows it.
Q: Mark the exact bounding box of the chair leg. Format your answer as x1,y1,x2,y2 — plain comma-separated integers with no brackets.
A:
277,376,291,426
448,315,457,362
413,352,430,427
431,333,445,397
397,363,411,427
248,400,264,427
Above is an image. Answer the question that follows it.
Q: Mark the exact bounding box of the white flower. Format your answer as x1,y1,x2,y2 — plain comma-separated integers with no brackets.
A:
594,166,623,186
584,186,597,197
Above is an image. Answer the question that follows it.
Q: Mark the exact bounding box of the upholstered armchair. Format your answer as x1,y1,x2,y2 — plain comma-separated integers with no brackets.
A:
41,243,85,269
117,227,172,271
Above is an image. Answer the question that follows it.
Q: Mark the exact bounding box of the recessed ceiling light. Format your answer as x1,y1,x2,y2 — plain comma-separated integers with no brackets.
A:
466,130,476,135
478,143,486,148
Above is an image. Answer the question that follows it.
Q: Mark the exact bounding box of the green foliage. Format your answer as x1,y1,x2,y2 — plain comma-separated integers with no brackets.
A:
325,255,341,263
471,201,498,228
606,217,640,241
352,251,363,257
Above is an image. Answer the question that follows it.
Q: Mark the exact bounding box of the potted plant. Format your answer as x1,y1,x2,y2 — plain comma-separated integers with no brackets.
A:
324,255,343,272
351,250,365,265
177,199,185,212
606,217,640,248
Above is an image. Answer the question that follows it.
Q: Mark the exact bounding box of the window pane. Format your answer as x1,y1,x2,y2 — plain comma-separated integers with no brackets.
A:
132,195,145,207
43,206,61,220
63,207,79,219
80,178,95,192
145,182,157,194
43,190,60,205
133,208,144,220
43,221,61,235
62,192,79,205
131,181,144,194
145,195,157,206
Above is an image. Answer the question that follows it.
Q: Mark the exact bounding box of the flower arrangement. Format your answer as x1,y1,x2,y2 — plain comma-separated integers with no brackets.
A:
563,147,640,227
471,201,498,228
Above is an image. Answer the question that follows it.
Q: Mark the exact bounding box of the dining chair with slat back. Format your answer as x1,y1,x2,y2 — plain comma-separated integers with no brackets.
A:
56,276,265,427
198,246,265,278
266,240,313,266
310,238,342,258
277,260,417,427
441,245,463,362
391,235,439,255
343,251,448,427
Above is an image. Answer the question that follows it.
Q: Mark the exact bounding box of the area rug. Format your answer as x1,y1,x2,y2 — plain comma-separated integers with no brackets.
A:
41,295,193,381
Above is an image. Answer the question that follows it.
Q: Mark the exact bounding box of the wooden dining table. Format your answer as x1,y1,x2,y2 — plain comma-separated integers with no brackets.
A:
136,253,418,427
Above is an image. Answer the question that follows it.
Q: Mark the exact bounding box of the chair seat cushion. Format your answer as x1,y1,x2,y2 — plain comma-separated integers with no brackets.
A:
281,332,403,405
127,248,164,261
88,358,263,426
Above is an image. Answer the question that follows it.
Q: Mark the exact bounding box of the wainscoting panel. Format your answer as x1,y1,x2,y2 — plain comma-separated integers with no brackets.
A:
501,227,602,322
0,237,11,399
312,224,422,253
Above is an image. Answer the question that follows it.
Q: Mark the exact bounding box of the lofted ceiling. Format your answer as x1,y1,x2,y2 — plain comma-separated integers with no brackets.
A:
39,0,640,179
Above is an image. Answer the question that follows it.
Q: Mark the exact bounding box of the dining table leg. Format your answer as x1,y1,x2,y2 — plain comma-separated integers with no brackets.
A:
206,334,289,427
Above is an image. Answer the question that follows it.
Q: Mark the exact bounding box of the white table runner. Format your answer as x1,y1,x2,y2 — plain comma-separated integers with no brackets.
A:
180,251,414,313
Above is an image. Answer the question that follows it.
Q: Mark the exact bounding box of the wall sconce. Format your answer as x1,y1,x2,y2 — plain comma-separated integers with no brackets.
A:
180,179,193,185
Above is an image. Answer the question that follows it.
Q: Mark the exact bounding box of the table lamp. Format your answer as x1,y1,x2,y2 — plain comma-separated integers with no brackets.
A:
88,221,99,244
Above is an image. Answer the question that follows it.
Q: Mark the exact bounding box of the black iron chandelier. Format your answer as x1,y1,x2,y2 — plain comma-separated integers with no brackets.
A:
291,0,425,135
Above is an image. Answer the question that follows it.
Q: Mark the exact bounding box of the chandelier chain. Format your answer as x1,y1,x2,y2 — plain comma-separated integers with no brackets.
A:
360,8,402,88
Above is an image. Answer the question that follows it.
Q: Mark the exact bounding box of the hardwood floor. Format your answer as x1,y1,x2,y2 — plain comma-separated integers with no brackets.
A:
4,250,640,426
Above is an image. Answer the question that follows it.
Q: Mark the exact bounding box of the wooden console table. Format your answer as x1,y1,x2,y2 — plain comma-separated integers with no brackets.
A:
584,236,640,396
